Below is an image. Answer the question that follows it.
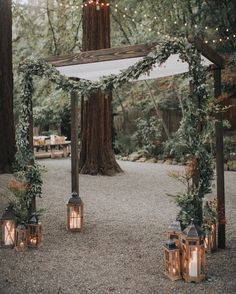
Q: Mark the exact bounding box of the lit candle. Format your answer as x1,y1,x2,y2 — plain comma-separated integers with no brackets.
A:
30,237,37,246
189,250,198,277
20,241,24,248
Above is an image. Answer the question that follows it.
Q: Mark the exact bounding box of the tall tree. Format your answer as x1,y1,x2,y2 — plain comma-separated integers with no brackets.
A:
80,0,122,175
0,0,15,173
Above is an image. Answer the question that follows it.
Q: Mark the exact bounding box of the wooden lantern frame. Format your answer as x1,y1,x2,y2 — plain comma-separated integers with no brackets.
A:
181,222,206,282
0,207,16,248
164,240,182,281
66,192,84,232
15,224,28,252
204,223,217,253
27,214,42,248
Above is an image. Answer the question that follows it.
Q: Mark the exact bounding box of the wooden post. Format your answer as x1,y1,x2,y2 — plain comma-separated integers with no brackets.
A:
214,68,225,249
0,0,16,173
29,97,36,212
71,91,79,194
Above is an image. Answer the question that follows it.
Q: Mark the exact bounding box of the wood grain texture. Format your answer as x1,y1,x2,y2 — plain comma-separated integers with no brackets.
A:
0,0,16,173
46,43,157,67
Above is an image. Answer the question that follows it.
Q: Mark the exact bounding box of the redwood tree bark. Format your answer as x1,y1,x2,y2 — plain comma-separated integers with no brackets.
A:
0,0,15,173
80,0,122,175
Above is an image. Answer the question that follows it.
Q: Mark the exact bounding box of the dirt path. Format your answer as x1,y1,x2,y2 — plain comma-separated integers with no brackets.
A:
0,159,235,294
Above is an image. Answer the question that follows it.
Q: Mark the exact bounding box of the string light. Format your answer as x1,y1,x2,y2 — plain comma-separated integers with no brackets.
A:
12,1,235,45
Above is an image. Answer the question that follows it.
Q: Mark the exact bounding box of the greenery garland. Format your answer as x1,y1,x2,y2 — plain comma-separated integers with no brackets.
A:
16,38,216,229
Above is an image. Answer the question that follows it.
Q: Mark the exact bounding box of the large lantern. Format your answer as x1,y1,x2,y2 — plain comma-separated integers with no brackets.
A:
0,207,16,248
167,220,182,248
67,192,83,231
181,221,205,282
203,202,217,253
204,223,217,253
15,224,27,252
27,213,42,248
164,239,181,281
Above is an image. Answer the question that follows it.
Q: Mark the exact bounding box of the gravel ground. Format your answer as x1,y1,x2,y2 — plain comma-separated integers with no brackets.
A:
0,159,236,294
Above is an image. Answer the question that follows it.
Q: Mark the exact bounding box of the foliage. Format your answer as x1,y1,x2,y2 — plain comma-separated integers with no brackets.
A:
17,38,220,230
12,72,43,223
134,116,162,157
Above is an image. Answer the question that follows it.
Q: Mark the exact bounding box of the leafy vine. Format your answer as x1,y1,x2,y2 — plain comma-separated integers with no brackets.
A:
16,38,216,228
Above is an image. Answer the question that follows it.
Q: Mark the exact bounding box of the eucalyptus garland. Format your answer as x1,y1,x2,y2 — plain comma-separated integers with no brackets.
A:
17,38,216,228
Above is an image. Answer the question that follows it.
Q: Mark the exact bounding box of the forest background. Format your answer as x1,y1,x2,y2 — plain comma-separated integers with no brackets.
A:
12,0,236,163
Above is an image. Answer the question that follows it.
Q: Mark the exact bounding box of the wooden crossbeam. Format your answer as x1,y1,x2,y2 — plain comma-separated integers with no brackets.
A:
188,37,224,69
45,43,157,67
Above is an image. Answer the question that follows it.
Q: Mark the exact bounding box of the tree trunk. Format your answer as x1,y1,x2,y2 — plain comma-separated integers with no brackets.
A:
0,0,15,173
80,0,122,175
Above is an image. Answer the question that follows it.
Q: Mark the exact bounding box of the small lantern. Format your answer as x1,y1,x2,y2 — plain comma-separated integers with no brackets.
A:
204,223,217,253
67,192,83,231
181,221,205,282
0,207,16,248
164,239,181,281
167,220,182,247
15,224,27,252
27,213,42,248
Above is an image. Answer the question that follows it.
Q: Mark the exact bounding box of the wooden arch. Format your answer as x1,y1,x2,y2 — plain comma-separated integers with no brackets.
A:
46,37,225,248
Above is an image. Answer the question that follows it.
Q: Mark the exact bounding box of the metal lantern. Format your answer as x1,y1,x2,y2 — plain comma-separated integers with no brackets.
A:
167,220,182,247
204,223,217,253
0,207,16,248
15,224,27,252
164,239,181,281
67,192,83,231
181,221,206,282
27,213,42,248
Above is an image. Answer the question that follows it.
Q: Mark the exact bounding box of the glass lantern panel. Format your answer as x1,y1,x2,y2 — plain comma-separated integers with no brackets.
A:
28,225,39,246
189,247,198,277
3,220,15,245
69,207,81,229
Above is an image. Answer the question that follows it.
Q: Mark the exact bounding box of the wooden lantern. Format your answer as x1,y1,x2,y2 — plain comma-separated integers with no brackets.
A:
67,192,83,231
15,224,27,252
181,221,205,282
27,214,42,248
0,207,16,248
167,220,182,247
204,223,217,253
164,239,181,281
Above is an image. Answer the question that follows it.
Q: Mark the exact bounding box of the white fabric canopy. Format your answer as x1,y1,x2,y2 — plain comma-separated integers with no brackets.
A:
56,54,213,82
